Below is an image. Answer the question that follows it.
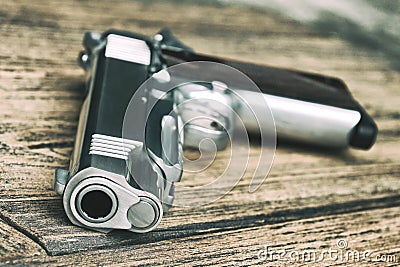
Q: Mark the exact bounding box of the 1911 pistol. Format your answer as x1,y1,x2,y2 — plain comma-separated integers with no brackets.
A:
54,29,378,234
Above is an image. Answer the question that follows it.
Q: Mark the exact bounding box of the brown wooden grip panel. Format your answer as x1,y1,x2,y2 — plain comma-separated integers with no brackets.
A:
162,49,356,109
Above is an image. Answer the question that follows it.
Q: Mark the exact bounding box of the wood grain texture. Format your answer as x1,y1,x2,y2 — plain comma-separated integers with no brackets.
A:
6,207,400,266
0,219,43,262
0,0,399,265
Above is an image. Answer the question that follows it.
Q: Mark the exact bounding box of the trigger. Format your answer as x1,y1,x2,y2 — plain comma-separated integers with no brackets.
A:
161,115,179,166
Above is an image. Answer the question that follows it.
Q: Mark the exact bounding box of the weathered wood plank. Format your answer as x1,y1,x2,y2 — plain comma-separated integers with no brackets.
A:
0,0,399,264
6,207,399,266
0,218,44,262
0,159,398,255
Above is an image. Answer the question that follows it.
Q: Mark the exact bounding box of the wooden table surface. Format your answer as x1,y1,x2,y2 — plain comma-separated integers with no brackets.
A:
0,0,399,266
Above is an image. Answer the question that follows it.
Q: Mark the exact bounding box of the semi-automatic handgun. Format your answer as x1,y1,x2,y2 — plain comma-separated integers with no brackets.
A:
54,29,378,234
